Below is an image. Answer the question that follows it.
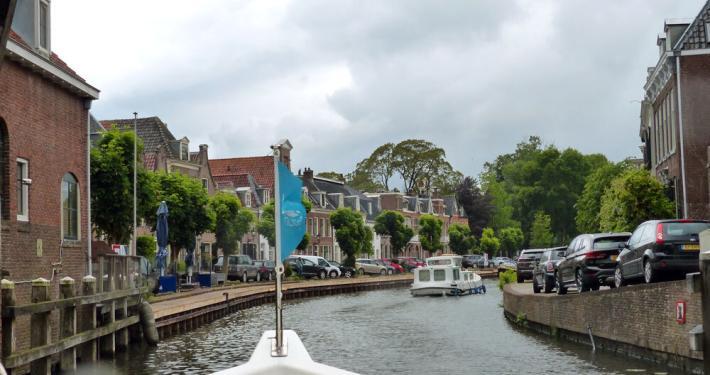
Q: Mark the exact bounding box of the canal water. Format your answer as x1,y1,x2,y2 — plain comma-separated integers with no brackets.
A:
82,280,679,374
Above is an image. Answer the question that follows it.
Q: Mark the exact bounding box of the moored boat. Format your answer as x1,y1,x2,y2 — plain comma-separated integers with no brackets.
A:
410,255,484,296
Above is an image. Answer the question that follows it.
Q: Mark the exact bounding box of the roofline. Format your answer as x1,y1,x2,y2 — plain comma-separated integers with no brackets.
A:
6,39,99,99
672,1,710,51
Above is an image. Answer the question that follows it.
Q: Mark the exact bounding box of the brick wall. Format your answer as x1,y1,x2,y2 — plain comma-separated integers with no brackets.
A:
503,281,702,363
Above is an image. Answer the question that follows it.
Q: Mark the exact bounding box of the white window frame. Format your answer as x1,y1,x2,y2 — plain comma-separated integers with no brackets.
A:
262,190,270,204
706,23,710,44
16,158,29,221
201,178,208,190
61,173,80,241
35,0,51,53
180,142,188,161
244,192,252,208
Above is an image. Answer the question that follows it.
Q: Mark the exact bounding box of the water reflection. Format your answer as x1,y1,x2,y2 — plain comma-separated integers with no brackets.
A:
103,281,679,375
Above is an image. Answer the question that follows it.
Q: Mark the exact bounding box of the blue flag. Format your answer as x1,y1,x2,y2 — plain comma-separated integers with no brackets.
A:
278,161,306,261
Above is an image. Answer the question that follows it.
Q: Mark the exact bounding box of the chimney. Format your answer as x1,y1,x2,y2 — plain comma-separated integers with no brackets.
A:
303,167,314,184
199,144,208,152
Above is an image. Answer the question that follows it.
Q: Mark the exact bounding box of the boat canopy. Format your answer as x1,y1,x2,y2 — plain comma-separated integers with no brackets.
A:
426,255,462,267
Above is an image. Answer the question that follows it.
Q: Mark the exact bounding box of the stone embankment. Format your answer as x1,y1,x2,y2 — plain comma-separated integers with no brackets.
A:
503,280,702,374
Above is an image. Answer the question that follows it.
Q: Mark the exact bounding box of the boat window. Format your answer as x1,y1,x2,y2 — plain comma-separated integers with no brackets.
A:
453,269,460,281
419,270,430,282
427,259,451,266
434,270,446,281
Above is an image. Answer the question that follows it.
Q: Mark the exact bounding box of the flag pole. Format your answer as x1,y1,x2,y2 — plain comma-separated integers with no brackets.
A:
132,112,138,256
272,146,286,356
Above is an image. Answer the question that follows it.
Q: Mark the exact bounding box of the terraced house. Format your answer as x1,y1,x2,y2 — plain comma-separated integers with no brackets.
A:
640,1,710,219
0,0,99,350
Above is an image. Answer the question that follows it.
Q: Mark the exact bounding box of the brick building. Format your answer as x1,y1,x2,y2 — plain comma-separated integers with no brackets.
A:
640,1,710,219
0,0,99,350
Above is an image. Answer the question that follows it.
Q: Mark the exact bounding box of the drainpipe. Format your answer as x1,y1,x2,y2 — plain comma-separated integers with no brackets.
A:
85,101,92,276
676,55,689,218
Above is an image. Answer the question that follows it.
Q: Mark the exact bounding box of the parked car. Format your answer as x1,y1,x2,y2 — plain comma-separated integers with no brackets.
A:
214,255,260,282
476,256,490,268
462,254,482,268
382,258,404,273
356,258,388,275
531,247,567,293
497,260,517,275
516,249,545,283
492,257,514,267
373,259,395,275
253,260,275,281
327,260,356,278
396,257,425,271
556,233,631,294
615,220,710,287
298,255,341,278
284,256,327,279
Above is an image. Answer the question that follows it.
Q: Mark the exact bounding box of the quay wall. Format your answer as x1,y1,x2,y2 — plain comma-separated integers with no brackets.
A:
503,280,703,373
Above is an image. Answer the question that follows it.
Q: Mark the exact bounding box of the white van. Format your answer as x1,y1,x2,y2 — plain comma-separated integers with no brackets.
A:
298,255,341,278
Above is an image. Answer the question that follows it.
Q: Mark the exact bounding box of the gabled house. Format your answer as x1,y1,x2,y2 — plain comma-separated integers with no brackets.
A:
640,1,710,219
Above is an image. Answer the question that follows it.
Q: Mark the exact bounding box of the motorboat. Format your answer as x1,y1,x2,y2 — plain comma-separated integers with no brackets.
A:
410,255,484,296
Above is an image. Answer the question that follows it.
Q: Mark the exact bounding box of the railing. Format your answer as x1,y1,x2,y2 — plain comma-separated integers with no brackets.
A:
1,255,147,373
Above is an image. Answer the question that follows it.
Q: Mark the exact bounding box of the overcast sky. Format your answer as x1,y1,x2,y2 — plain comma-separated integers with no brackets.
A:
52,0,705,180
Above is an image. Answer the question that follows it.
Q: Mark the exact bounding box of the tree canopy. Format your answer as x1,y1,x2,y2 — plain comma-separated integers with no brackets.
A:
529,211,554,248
90,129,157,244
576,161,631,233
209,192,254,259
330,208,373,267
599,169,675,232
456,177,492,237
448,223,476,255
373,210,414,257
418,214,443,254
498,227,524,257
479,228,501,256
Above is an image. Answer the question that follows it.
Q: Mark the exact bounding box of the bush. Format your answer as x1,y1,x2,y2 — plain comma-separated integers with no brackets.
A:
498,269,517,290
136,236,156,260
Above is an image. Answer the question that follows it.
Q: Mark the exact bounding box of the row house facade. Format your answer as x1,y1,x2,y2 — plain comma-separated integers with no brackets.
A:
1,0,99,350
640,1,710,219
98,116,218,272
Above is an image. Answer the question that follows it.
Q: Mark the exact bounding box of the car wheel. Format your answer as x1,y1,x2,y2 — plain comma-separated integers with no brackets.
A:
614,266,625,288
575,269,590,292
256,273,261,282
387,269,393,275
242,272,247,283
532,278,541,294
358,268,365,276
543,275,554,293
319,270,326,280
329,270,338,278
644,259,656,284
380,269,386,276
556,273,567,295
344,270,353,278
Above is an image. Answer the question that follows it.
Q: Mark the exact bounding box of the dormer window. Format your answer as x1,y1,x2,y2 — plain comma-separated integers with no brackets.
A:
180,142,188,161
262,190,270,204
38,1,49,50
706,23,710,44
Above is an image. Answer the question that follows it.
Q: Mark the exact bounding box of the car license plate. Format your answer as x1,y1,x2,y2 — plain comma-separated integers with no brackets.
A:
683,244,700,251
610,255,617,262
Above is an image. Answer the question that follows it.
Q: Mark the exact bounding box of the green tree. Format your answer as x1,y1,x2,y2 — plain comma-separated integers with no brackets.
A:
599,169,675,232
330,208,373,267
498,227,524,257
353,143,395,191
392,139,449,195
481,171,519,231
529,211,554,248
448,223,476,255
257,197,312,248
576,161,631,233
456,177,492,237
418,214,443,255
90,129,157,244
479,228,501,256
373,210,414,257
209,192,254,280
136,236,156,260
145,172,215,263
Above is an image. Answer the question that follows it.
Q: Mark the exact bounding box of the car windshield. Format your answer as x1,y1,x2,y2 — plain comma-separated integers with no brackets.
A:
552,251,565,259
594,236,630,250
663,222,710,240
520,252,542,260
254,261,263,267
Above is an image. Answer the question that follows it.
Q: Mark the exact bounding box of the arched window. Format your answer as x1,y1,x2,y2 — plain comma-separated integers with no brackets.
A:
61,173,79,240
0,118,7,219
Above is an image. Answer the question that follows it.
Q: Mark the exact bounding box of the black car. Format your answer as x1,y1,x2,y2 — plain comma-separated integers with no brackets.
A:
284,257,327,279
531,247,567,293
615,220,710,287
516,249,545,283
327,260,355,278
462,254,482,268
556,232,630,294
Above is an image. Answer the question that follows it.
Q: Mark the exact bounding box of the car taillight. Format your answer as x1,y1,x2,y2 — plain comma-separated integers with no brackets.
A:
546,263,554,272
585,251,607,260
656,223,664,245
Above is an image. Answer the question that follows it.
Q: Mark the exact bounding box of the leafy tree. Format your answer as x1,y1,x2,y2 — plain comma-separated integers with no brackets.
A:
529,211,554,248
456,177,492,237
599,169,675,232
353,143,395,191
209,192,254,279
479,228,501,256
91,129,157,244
448,223,476,255
145,172,215,263
418,214,443,255
257,197,312,247
330,208,373,267
315,171,346,183
480,171,519,231
136,236,156,260
498,227,524,257
345,169,384,193
374,210,414,257
576,161,630,233
392,139,448,195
